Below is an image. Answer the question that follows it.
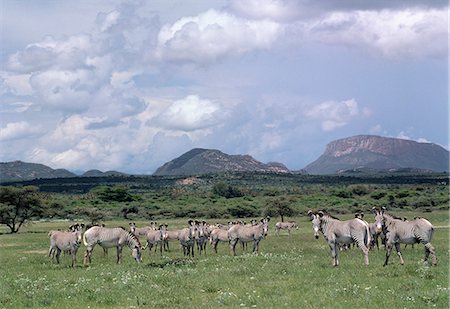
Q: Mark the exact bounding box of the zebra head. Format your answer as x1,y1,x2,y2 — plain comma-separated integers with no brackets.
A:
260,217,270,237
308,210,322,239
372,207,385,233
187,220,198,240
129,222,136,234
159,224,169,241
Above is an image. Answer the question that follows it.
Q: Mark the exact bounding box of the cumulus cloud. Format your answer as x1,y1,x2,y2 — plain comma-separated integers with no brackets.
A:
301,8,447,59
0,121,41,141
304,99,365,131
229,0,300,22
152,95,226,131
156,9,283,63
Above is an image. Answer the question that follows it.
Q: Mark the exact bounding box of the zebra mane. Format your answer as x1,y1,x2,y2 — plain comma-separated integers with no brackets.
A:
321,212,340,220
324,211,341,221
126,231,141,246
383,212,403,221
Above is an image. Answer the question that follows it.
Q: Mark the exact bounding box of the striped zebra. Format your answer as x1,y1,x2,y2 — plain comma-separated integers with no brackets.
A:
48,223,84,267
372,207,436,266
308,210,370,266
83,226,142,265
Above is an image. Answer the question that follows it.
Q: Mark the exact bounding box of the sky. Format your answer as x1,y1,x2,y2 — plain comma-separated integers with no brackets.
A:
0,0,448,174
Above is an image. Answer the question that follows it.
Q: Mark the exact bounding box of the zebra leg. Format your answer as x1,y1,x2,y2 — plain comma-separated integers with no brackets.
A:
148,243,153,256
230,239,238,256
116,246,123,264
383,243,393,266
165,240,169,252
424,242,437,266
71,248,77,268
213,240,219,254
253,240,259,255
329,242,338,267
361,246,369,266
394,242,404,265
55,248,62,264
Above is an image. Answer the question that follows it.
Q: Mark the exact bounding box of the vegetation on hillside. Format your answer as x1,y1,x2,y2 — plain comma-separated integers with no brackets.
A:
0,173,447,228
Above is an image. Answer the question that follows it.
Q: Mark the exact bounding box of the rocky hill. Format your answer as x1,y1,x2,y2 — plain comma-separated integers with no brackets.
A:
81,169,127,177
0,161,76,182
304,135,449,174
153,148,290,176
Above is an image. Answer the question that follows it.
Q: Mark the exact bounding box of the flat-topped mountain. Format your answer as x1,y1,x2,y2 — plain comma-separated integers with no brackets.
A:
0,161,76,182
304,135,449,174
153,148,290,176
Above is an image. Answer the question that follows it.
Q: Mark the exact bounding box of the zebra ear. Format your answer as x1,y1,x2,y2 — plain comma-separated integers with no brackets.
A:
318,211,324,218
371,207,377,214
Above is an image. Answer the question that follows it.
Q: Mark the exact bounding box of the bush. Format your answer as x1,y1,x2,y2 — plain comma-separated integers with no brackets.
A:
92,186,135,202
350,185,369,196
212,182,243,198
226,204,258,218
333,188,352,198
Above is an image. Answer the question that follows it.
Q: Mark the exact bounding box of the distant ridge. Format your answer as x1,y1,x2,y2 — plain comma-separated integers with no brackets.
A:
81,169,128,177
0,161,76,182
304,135,449,174
153,148,290,176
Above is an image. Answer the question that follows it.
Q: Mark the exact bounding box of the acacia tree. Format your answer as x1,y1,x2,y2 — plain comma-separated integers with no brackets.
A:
0,186,43,233
263,197,295,222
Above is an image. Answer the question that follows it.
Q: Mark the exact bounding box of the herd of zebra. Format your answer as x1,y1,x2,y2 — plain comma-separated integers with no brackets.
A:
47,207,437,268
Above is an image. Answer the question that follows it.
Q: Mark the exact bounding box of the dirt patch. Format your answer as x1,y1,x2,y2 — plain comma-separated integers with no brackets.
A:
23,249,48,254
176,177,203,185
0,243,18,248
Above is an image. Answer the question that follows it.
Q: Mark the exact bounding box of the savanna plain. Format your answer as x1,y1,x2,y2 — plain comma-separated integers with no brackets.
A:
0,173,449,308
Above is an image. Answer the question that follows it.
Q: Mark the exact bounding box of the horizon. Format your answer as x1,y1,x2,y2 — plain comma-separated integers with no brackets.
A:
2,133,449,175
1,1,448,174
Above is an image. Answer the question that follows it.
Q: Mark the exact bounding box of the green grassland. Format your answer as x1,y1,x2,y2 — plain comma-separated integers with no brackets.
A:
0,210,448,308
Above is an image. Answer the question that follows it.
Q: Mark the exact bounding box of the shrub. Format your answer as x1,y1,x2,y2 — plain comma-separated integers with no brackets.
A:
212,182,243,198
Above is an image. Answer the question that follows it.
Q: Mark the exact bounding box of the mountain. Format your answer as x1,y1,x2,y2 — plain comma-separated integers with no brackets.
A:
0,161,76,182
153,148,290,176
304,135,449,174
82,169,128,177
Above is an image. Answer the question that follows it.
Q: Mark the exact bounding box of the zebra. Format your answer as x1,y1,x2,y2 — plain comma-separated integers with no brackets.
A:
178,220,198,257
275,221,298,236
143,224,168,256
372,207,436,266
228,217,270,256
48,223,84,267
308,210,370,267
83,226,142,265
209,227,230,254
196,221,210,255
129,222,154,237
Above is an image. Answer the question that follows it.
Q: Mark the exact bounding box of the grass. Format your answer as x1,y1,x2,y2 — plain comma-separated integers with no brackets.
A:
0,210,448,308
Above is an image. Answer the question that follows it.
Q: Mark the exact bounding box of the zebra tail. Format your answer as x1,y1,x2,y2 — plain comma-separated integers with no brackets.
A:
83,231,89,246
364,224,370,248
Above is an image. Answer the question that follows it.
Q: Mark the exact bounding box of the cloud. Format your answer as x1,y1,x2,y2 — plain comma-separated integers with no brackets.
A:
301,8,447,59
156,9,283,63
304,99,365,131
0,121,41,142
228,0,300,22
152,95,226,131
